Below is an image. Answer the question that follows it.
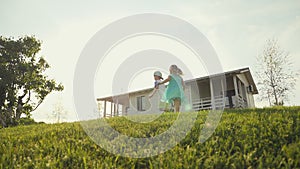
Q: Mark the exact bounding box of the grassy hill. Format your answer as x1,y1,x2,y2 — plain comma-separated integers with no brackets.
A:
0,107,299,168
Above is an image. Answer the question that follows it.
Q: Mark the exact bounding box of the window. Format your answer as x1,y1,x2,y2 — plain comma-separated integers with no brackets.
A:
137,96,146,111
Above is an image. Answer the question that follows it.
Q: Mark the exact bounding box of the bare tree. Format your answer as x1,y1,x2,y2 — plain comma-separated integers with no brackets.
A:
50,100,68,123
256,39,298,106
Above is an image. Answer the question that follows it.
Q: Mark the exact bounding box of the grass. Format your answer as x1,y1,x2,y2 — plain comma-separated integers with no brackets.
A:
0,107,299,168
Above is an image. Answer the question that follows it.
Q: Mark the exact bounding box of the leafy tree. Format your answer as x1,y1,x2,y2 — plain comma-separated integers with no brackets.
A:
256,39,298,106
0,36,63,127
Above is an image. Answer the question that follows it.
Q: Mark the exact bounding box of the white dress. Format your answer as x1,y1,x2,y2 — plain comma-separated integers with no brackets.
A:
149,80,166,112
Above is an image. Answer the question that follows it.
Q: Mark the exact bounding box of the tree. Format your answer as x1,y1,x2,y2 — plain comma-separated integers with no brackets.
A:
256,39,298,106
50,99,68,123
0,36,63,127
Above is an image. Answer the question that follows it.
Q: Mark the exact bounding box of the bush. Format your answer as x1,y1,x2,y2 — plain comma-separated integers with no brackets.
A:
18,117,37,125
0,106,299,168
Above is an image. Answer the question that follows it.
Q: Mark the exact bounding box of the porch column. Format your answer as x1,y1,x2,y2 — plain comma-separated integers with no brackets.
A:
111,102,113,117
103,101,106,117
233,75,239,107
209,79,215,109
221,79,225,108
116,99,119,116
116,104,119,116
114,103,117,116
244,85,249,108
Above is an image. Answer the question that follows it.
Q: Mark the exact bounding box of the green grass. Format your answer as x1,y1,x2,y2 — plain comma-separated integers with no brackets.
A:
0,107,299,168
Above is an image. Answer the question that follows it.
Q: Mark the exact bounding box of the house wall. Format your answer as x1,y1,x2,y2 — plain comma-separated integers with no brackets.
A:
189,83,200,101
122,104,127,115
185,80,210,102
236,74,255,108
128,90,152,112
247,94,255,108
198,81,211,98
226,76,235,91
184,84,192,104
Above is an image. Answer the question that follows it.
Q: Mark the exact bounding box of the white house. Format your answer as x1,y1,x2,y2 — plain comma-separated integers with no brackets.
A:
97,67,258,117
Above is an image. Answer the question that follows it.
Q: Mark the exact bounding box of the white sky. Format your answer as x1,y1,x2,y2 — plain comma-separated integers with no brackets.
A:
1,0,300,123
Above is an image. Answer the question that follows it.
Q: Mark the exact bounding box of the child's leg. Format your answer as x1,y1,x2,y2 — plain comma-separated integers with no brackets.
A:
164,102,170,112
173,98,181,112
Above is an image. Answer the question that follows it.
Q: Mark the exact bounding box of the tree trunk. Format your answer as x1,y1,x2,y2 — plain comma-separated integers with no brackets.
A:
9,108,14,125
267,92,272,106
0,113,7,128
272,87,279,105
16,103,23,120
270,68,279,106
16,92,27,120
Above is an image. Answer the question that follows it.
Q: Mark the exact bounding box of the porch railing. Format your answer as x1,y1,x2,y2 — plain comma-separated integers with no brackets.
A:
192,95,229,111
234,95,247,108
192,95,248,111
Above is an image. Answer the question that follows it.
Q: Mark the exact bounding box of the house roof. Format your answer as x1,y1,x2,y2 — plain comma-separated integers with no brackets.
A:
97,67,258,102
227,67,258,94
185,67,258,94
97,88,153,102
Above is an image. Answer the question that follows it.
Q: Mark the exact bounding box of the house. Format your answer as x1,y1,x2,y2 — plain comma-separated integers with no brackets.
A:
97,67,258,117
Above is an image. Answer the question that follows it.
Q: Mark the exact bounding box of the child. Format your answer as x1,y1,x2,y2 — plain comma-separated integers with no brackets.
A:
158,65,185,112
149,71,167,111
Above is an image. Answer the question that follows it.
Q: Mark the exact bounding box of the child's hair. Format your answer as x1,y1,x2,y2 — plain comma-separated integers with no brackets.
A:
169,64,183,75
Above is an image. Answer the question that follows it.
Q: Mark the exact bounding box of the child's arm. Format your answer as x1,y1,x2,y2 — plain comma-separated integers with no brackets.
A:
149,88,157,98
150,81,160,98
154,81,159,89
159,75,171,85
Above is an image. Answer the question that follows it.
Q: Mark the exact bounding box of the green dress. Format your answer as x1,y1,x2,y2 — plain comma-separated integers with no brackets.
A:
164,74,185,103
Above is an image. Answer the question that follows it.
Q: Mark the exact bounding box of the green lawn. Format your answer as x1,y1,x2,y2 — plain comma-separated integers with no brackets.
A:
0,107,299,168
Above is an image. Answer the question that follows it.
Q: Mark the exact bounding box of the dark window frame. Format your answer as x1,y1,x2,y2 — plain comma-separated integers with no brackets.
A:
137,96,146,111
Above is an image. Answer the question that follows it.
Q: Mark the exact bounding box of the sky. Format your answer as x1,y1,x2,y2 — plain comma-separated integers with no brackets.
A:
1,0,300,123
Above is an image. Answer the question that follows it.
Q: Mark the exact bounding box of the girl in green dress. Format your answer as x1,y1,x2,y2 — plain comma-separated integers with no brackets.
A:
158,65,185,112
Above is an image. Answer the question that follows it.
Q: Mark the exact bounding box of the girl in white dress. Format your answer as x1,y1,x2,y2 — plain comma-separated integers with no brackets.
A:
149,71,167,111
